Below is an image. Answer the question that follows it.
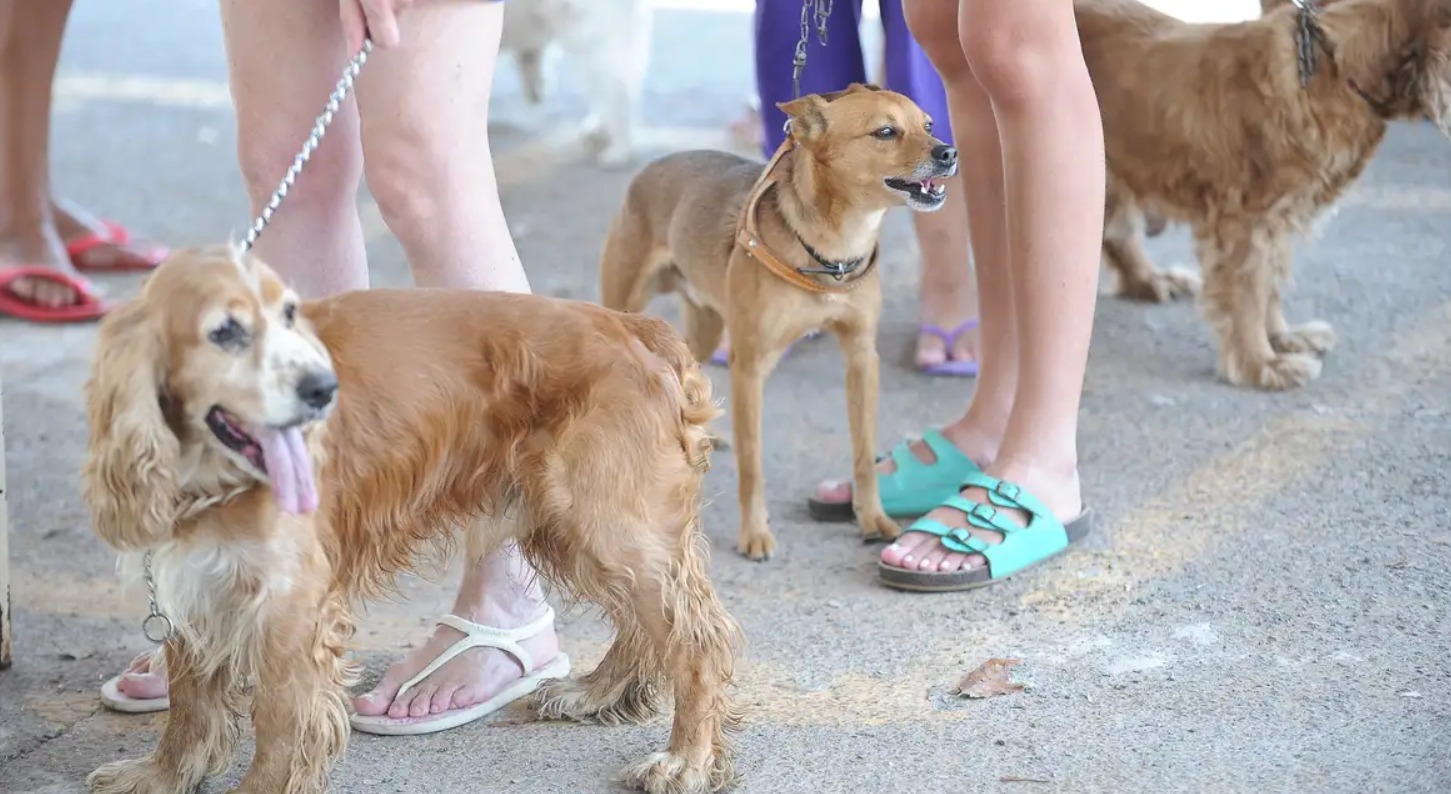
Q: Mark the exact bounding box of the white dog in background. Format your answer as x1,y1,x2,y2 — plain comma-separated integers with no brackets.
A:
499,0,653,165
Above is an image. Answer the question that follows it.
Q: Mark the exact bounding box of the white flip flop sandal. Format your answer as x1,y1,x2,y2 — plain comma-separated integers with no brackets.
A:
99,650,170,713
350,606,570,736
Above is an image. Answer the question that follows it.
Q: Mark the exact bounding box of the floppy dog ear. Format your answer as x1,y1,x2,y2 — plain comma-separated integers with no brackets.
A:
82,299,180,551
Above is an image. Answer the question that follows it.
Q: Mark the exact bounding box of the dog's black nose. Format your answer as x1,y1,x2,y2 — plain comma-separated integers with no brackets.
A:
297,370,338,410
933,145,958,167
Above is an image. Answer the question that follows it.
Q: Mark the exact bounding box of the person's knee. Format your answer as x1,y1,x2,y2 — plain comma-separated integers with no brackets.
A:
362,127,459,241
236,114,361,215
958,6,1077,107
902,0,973,85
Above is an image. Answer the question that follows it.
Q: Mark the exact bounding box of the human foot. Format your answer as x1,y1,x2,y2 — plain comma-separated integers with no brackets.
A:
0,213,92,309
915,319,979,376
53,199,169,273
350,605,566,734
99,650,170,713
807,426,994,522
877,462,1091,592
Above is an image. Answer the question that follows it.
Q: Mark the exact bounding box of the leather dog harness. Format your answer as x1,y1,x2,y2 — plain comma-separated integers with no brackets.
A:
733,135,879,294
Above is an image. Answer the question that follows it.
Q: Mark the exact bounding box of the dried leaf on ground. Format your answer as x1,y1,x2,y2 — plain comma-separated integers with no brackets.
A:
952,657,1026,699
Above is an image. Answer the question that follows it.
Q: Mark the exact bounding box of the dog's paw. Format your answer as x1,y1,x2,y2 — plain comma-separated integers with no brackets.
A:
857,510,901,544
1270,321,1336,357
1117,266,1201,303
620,751,719,794
737,530,776,562
1225,351,1323,391
87,758,172,794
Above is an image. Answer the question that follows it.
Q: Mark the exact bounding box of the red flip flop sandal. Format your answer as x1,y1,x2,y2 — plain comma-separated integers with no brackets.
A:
0,266,113,323
67,220,170,273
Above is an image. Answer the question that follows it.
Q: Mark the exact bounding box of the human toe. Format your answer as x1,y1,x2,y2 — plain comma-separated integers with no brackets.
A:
429,684,463,715
116,670,167,700
880,531,937,567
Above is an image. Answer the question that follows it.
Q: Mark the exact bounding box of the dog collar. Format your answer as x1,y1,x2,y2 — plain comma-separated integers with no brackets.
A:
734,136,878,294
795,234,868,279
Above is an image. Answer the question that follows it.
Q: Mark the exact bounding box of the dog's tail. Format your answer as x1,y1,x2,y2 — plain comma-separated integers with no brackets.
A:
622,312,720,473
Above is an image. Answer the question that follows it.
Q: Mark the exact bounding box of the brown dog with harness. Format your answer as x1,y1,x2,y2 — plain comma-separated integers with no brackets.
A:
598,83,958,560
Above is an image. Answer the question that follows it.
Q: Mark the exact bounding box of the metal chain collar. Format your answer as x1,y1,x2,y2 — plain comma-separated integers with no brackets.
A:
139,40,375,645
791,0,833,100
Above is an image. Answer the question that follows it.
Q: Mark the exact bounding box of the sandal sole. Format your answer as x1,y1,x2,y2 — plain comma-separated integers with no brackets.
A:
877,509,1094,593
806,497,856,523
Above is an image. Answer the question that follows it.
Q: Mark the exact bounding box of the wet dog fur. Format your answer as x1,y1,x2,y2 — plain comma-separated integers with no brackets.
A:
82,247,744,794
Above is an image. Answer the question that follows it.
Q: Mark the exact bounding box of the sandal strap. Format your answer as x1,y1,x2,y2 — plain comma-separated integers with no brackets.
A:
393,606,556,700
918,319,980,344
903,473,1072,578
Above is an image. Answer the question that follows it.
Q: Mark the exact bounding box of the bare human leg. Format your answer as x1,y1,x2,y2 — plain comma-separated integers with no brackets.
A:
910,176,979,372
107,0,370,706
0,0,84,308
881,0,1101,578
812,0,1018,511
0,0,169,315
346,0,551,720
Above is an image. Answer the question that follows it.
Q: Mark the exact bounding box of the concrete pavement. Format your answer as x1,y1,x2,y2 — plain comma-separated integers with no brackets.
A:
2,1,1449,792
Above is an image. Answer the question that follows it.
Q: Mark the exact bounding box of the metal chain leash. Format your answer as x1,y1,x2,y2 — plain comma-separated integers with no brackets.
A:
241,39,375,253
1291,0,1323,88
137,40,375,646
791,0,833,100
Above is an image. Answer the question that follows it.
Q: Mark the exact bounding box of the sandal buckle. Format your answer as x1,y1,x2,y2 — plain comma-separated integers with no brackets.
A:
995,481,1020,500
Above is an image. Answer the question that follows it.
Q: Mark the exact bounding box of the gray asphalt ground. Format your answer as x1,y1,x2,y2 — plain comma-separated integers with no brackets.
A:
2,1,1450,792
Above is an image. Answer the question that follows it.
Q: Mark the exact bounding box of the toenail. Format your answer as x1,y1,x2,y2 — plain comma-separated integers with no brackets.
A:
902,554,914,564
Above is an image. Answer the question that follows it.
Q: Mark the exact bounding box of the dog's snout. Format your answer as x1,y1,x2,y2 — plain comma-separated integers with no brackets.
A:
932,145,958,168
297,369,338,410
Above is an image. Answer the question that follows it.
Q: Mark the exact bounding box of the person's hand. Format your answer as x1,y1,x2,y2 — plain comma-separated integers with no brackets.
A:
340,0,415,53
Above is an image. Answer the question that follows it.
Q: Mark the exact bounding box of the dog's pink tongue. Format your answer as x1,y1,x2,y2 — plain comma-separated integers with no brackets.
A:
257,427,318,515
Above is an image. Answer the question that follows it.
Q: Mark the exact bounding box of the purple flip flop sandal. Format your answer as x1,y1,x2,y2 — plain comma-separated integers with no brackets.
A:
917,319,979,377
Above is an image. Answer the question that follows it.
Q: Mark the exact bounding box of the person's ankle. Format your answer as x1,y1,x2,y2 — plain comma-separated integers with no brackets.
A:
986,454,1082,517
942,415,1004,466
459,590,552,632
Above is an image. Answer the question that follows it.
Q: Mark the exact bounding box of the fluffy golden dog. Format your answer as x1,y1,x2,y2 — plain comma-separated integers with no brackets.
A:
82,246,743,794
599,84,957,560
1083,0,1451,389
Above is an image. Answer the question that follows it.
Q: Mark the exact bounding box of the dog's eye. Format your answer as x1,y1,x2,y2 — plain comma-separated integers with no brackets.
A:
924,120,934,134
282,302,298,327
209,317,249,349
873,126,898,140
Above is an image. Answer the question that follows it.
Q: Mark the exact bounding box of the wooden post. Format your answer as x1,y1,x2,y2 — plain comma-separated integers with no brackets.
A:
0,365,10,670
0,367,10,670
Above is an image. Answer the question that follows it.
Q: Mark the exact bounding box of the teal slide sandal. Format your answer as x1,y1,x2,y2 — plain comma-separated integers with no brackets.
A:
807,429,983,523
878,470,1093,593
